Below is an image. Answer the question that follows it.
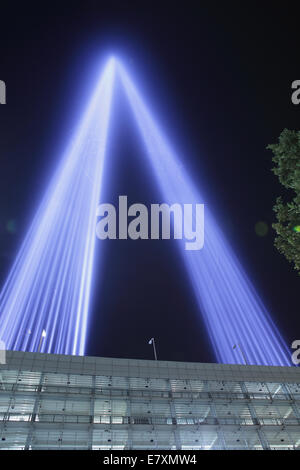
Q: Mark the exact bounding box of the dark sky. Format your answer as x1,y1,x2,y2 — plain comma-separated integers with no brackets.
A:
0,2,300,363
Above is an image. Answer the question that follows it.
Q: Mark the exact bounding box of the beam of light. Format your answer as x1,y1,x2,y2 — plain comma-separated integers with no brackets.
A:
0,57,116,355
117,61,291,366
0,56,291,365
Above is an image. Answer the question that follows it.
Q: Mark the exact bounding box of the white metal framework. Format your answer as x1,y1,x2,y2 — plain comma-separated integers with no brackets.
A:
0,351,300,450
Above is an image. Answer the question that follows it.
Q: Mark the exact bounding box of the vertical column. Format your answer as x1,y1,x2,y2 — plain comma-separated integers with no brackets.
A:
282,383,300,421
126,388,133,450
204,380,226,450
88,375,96,450
281,383,299,449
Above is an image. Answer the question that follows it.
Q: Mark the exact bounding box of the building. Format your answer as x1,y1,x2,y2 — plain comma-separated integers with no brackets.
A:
0,350,300,450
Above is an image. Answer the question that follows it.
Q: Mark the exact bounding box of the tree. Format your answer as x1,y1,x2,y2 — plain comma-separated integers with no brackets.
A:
267,129,300,275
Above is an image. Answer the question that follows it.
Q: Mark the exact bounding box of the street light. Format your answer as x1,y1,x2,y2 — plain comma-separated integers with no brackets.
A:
233,343,248,365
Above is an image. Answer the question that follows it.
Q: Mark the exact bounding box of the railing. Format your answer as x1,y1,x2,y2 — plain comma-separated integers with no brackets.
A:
0,382,295,404
1,412,300,427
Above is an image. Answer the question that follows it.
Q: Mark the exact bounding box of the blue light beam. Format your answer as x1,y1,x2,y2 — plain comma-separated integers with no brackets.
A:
0,58,116,355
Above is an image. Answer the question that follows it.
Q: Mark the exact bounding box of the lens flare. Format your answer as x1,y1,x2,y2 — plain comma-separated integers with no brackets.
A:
255,221,268,237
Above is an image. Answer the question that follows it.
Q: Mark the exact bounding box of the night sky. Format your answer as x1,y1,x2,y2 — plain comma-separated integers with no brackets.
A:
0,3,300,363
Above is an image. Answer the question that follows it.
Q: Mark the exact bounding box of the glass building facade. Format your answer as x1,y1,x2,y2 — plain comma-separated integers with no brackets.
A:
0,350,300,450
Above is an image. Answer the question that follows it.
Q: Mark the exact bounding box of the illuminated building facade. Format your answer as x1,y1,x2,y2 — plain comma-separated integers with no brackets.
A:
0,350,299,450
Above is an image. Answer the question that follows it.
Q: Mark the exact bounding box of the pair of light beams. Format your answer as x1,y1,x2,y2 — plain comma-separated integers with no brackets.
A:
0,58,291,365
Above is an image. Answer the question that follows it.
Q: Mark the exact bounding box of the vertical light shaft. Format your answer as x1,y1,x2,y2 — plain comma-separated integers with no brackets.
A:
0,57,291,365
117,62,290,366
0,58,116,355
